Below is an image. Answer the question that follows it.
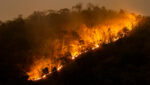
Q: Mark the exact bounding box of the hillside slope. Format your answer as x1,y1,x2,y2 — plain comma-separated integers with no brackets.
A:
29,17,150,85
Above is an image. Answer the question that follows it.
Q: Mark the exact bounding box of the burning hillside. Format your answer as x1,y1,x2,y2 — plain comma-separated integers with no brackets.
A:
1,4,147,85
25,6,142,81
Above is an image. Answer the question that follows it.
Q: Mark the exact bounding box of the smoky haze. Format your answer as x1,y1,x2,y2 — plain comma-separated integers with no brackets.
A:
0,0,150,21
0,3,141,82
1,2,150,85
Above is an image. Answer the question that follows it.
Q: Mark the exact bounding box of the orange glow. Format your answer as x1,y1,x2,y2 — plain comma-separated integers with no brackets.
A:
27,12,142,81
57,65,63,71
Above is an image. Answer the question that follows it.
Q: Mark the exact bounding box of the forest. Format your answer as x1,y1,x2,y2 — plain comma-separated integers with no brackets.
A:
0,4,150,85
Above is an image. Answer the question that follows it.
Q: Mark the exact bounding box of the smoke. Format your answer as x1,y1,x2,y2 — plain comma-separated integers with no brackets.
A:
25,4,128,55
0,3,141,81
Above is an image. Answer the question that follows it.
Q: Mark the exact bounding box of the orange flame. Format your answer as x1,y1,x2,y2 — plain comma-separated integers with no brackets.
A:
27,12,142,81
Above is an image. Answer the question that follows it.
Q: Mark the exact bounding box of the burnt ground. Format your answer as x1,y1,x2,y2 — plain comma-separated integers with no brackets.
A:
1,17,150,85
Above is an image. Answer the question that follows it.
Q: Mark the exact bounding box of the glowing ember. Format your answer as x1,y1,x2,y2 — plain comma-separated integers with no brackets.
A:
27,11,142,81
57,65,63,71
72,56,75,60
95,44,99,48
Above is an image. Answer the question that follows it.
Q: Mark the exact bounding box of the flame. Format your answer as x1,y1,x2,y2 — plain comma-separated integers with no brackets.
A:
27,12,142,81
57,65,63,71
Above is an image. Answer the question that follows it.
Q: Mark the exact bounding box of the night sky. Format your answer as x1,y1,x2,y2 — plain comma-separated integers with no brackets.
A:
0,0,149,21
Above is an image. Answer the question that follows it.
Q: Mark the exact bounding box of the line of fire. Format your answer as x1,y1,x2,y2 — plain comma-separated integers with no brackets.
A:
26,10,142,81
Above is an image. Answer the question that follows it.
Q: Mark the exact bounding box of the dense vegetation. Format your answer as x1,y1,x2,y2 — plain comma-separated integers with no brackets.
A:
0,4,150,85
29,17,150,85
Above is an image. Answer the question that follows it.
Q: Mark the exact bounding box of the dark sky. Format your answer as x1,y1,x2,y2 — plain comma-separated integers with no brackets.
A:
0,0,149,21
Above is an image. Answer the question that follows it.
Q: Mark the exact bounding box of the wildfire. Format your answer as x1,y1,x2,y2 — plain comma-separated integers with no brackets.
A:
27,12,142,81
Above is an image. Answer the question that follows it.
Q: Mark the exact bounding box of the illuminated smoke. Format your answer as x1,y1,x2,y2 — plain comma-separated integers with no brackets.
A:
26,4,142,81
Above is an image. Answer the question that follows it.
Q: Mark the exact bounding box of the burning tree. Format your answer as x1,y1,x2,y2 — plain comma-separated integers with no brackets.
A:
15,4,142,81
